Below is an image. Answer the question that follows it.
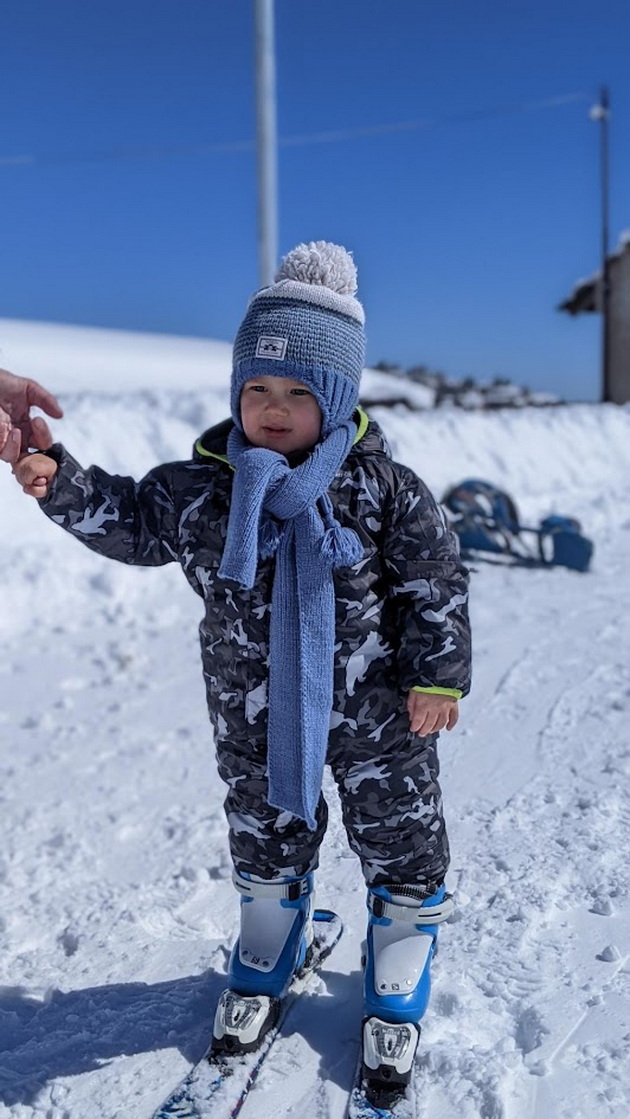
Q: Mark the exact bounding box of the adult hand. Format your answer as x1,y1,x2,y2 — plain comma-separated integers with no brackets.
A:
0,368,63,463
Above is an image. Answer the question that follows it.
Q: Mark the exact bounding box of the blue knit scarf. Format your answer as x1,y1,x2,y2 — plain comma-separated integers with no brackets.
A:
218,422,364,829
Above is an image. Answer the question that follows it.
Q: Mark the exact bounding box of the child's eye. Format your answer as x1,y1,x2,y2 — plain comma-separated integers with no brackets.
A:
248,384,267,392
290,388,310,396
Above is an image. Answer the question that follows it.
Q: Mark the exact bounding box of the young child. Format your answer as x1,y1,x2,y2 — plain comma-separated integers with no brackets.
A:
15,242,471,1102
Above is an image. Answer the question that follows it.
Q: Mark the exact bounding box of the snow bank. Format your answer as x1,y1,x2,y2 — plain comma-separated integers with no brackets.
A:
377,401,630,520
0,318,232,392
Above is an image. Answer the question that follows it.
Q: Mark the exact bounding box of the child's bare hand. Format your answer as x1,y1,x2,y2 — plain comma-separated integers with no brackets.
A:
13,452,58,499
407,691,459,736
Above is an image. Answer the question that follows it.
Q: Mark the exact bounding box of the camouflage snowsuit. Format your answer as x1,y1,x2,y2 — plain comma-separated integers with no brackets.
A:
40,412,471,889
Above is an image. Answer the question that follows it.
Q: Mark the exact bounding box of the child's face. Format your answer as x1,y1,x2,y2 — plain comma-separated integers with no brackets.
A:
240,376,322,455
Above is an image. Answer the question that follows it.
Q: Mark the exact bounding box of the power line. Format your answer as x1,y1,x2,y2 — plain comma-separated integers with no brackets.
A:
0,90,592,169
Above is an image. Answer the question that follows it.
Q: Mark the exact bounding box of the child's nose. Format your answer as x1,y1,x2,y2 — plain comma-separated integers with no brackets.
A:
266,396,288,412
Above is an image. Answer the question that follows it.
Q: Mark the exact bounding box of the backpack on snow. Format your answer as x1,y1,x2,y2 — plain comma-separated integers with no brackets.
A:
441,479,593,573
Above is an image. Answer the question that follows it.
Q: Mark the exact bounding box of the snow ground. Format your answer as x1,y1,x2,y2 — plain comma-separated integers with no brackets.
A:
1,321,629,1119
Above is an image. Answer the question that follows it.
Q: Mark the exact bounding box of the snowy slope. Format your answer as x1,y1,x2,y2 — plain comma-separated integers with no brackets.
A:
1,321,629,1119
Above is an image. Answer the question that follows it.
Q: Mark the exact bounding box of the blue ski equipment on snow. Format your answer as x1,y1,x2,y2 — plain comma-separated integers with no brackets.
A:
442,478,593,573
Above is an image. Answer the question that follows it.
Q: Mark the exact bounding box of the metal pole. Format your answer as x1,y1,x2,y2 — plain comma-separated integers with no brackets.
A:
254,0,278,288
599,85,611,403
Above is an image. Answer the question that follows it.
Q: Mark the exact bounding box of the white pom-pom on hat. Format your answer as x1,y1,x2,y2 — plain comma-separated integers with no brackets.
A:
275,241,358,297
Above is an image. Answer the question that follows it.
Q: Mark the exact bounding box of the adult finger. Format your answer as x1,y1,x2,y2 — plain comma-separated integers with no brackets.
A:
0,427,22,464
26,380,64,419
28,415,54,451
0,407,10,454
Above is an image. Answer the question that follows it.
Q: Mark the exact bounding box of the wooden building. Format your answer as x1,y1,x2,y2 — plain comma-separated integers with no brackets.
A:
559,236,630,405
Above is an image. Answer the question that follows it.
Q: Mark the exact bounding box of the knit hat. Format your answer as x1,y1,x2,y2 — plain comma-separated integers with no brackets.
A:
231,241,366,438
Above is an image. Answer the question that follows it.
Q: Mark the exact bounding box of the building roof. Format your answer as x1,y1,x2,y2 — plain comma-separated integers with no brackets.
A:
558,232,630,316
558,276,598,315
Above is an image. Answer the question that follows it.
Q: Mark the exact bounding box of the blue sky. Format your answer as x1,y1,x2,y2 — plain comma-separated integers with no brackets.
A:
1,0,629,401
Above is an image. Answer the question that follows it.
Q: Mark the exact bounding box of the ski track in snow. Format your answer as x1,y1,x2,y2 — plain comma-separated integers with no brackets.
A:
1,366,629,1119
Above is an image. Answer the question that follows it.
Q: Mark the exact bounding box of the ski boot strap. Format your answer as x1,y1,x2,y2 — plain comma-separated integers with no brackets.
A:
233,870,314,902
368,888,454,925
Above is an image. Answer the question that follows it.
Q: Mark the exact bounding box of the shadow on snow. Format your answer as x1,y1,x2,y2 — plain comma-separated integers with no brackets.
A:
0,969,225,1106
0,964,363,1105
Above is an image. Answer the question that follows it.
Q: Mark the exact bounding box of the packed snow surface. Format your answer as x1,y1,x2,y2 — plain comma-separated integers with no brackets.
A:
1,320,629,1119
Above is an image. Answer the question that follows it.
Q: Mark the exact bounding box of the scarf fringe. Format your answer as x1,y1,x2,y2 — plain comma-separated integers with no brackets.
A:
260,516,362,569
259,517,281,559
320,523,364,569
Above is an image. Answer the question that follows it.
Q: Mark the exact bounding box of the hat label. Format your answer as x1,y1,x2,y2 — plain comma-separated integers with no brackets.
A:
255,335,288,360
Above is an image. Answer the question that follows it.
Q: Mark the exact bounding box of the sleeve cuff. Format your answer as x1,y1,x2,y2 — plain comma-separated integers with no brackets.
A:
41,442,63,464
411,686,463,699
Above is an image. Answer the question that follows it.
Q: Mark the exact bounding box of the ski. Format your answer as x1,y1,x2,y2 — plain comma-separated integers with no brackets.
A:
346,1073,416,1119
346,1018,419,1119
151,909,343,1119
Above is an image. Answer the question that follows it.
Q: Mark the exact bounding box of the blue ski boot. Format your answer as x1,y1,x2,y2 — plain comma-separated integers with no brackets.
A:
361,882,453,1106
212,871,314,1054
